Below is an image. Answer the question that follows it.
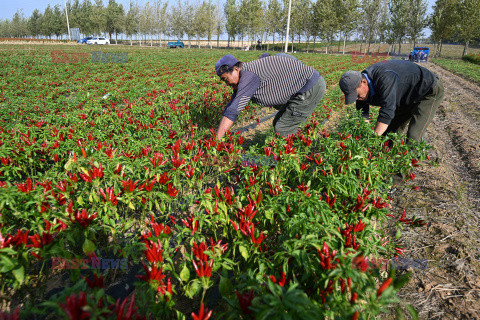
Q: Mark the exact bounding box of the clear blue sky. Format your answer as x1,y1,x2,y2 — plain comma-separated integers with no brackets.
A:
0,0,436,37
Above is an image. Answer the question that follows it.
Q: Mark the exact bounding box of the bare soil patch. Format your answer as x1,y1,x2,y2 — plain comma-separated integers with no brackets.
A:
382,62,480,319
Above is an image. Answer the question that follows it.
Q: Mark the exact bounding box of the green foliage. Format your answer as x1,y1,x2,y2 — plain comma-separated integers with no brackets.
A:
0,47,427,319
462,53,480,65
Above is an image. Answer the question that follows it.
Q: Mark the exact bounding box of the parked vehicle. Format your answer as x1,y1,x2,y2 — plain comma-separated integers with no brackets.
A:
410,47,429,62
78,37,93,44
87,37,110,45
168,40,184,48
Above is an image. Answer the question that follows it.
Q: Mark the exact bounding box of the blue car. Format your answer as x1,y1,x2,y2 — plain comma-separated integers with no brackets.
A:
78,37,93,44
409,47,429,62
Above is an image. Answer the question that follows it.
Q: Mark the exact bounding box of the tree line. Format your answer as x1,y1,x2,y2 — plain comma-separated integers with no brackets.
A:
0,0,478,56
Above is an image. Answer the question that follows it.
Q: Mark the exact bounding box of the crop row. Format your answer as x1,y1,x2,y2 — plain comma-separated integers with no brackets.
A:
0,47,426,319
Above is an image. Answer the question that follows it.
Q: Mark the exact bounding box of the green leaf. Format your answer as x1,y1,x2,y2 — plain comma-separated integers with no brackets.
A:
219,275,233,297
180,264,190,282
77,196,84,206
186,279,202,298
239,245,249,260
0,254,15,272
12,265,25,284
394,271,411,289
82,238,96,254
405,305,419,320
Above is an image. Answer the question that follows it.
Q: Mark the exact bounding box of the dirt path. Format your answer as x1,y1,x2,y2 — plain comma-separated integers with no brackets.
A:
384,62,480,319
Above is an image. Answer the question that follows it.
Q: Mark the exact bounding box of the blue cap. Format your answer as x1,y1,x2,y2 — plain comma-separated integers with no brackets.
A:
259,53,270,59
215,55,239,76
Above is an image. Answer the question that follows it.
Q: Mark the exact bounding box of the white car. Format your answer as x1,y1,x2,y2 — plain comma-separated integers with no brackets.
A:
87,37,110,45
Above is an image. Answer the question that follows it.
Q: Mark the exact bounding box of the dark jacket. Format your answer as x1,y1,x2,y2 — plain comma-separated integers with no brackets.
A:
356,60,438,125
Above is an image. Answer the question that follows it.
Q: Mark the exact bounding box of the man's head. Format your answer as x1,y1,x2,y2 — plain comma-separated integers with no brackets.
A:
339,71,369,104
215,55,241,89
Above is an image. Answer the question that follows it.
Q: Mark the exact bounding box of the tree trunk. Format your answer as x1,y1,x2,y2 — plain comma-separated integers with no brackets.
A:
462,40,469,57
306,37,309,53
151,34,153,47
217,33,219,48
115,29,117,44
313,37,316,53
130,36,132,46
367,41,371,54
343,34,346,54
398,38,401,56
338,37,341,53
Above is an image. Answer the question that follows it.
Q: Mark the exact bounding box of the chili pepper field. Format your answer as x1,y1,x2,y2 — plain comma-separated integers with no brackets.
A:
0,45,430,319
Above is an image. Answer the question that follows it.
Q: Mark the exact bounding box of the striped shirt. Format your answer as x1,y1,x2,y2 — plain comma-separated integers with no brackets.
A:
222,56,321,121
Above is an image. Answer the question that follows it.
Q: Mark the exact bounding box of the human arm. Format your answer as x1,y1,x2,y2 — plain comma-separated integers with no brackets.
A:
373,121,389,135
218,71,260,139
216,116,235,140
375,70,399,126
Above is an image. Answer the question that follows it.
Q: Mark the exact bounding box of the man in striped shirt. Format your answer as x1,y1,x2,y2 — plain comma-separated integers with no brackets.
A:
215,54,326,140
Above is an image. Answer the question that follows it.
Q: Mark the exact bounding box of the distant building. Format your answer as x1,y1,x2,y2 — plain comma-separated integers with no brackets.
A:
71,28,80,41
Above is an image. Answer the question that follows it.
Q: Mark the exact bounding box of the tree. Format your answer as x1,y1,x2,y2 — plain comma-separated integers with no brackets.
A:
335,0,360,54
204,1,217,48
224,0,239,47
75,0,96,36
388,0,409,54
183,0,196,48
247,0,265,49
11,9,28,38
39,5,55,39
52,5,66,39
314,0,339,54
168,0,186,41
124,1,139,45
154,0,169,47
430,0,458,57
139,1,154,46
264,0,284,50
406,0,428,47
193,1,208,47
360,0,383,54
27,9,41,38
456,0,480,56
291,0,312,52
91,0,107,36
106,0,124,43
213,0,225,48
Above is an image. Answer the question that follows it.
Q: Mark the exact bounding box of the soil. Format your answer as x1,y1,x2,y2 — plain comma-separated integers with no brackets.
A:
382,62,480,319
235,61,480,319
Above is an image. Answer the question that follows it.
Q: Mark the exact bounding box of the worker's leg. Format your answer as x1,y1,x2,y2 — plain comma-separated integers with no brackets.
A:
273,76,326,137
406,78,444,143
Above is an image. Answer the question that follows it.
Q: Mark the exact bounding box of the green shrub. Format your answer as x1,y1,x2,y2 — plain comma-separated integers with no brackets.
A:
462,53,480,65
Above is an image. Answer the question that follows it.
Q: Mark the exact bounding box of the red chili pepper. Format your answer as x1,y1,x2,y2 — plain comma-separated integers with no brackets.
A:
377,277,393,297
351,311,359,320
350,292,358,304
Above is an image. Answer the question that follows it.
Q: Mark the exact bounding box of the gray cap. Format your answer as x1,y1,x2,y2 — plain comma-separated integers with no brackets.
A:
339,71,362,105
